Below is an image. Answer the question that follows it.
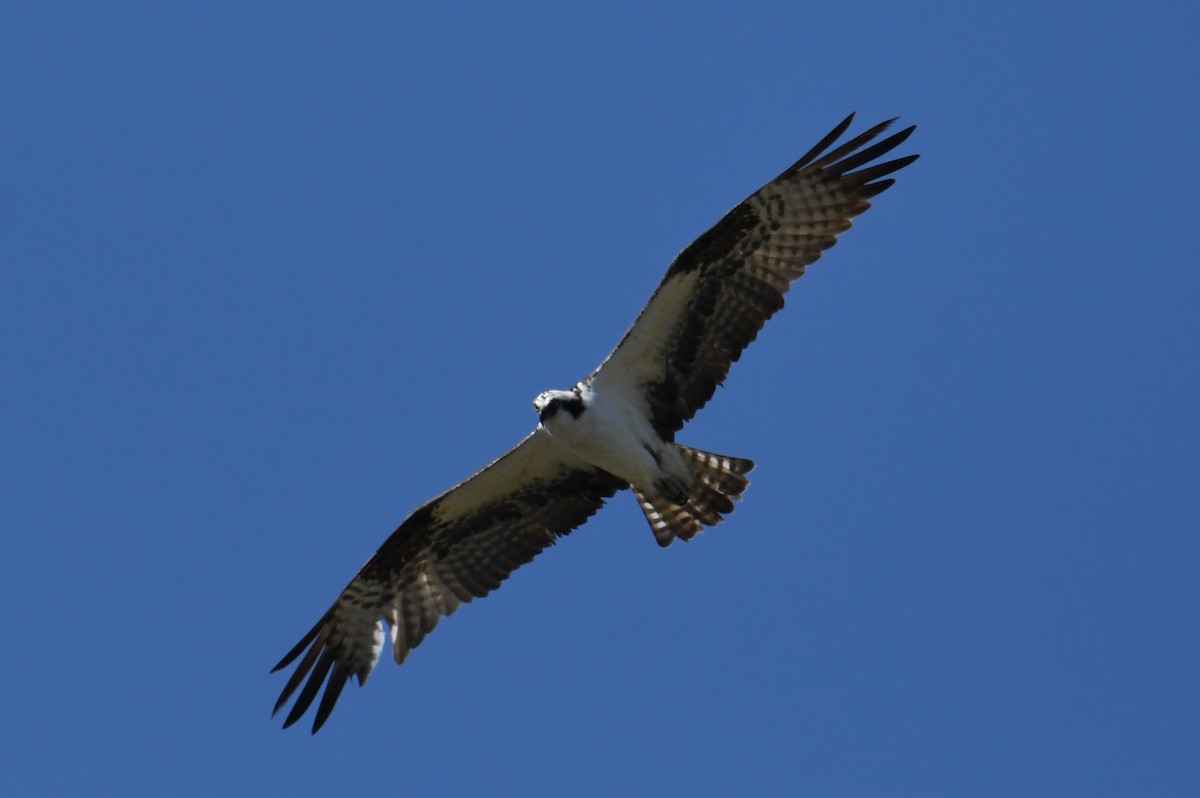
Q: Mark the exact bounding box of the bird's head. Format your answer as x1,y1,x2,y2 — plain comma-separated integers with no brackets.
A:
534,389,585,425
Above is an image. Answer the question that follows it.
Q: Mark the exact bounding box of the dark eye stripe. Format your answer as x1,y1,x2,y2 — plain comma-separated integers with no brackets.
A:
560,397,585,418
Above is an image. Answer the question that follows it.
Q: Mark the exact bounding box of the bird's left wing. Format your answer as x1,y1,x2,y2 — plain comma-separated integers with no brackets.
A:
271,431,626,733
589,115,918,440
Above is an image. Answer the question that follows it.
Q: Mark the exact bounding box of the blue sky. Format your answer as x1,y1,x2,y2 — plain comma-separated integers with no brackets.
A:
3,2,1198,795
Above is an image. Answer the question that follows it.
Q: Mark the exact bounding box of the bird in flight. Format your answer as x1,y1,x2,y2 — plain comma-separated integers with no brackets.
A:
273,114,918,732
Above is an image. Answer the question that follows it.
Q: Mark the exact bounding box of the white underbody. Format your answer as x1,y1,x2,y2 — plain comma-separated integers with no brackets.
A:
535,381,687,493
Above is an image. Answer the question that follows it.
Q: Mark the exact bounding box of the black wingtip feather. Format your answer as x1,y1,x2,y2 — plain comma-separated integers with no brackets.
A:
811,117,897,170
822,124,907,175
851,153,922,189
858,178,897,200
273,635,323,718
272,615,335,725
311,663,351,734
282,646,337,729
271,615,326,674
789,113,857,172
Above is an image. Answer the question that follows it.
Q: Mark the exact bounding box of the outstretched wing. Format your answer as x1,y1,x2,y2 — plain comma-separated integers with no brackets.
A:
589,114,918,439
271,431,626,733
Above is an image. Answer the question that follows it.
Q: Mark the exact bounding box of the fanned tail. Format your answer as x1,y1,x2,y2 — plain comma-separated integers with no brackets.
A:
634,446,754,547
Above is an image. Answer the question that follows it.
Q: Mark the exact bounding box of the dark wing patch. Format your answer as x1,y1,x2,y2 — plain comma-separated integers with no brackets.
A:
272,438,626,733
668,201,762,277
591,114,917,440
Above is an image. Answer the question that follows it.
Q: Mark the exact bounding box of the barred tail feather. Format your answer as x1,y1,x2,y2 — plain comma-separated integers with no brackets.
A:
634,446,754,547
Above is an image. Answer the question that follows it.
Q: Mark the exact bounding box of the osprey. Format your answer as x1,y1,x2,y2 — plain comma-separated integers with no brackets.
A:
273,114,918,732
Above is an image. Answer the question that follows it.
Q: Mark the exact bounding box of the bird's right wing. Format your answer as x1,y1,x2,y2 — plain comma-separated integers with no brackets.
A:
271,430,627,732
